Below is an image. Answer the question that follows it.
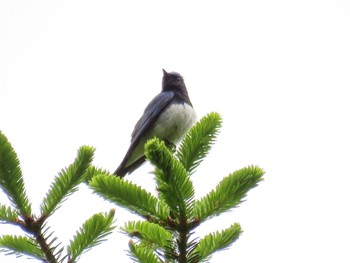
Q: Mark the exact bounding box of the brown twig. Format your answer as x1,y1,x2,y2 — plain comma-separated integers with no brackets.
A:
24,215,58,263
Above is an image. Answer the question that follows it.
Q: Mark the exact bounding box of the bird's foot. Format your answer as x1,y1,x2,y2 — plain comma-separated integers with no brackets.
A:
164,140,176,153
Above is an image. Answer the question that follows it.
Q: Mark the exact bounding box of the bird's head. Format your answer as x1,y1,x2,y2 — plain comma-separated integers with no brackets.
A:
162,69,186,91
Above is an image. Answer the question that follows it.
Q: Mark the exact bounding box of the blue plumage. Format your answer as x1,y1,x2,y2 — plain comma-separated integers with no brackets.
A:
114,69,196,177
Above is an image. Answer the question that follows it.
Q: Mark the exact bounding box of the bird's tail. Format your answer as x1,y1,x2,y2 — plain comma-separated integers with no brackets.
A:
113,156,146,177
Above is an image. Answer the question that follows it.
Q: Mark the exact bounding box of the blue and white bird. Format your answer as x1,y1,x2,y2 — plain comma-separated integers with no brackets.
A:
114,69,196,177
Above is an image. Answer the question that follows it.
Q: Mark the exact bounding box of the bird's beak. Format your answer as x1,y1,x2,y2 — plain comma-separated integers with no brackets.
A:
162,69,168,76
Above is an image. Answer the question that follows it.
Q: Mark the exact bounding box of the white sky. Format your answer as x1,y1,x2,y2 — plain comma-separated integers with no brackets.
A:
1,1,350,262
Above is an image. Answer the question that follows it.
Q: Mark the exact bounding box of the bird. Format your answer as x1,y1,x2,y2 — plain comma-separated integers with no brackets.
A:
114,69,196,177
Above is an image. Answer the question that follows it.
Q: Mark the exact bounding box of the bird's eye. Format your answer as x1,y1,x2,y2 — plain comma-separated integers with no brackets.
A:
176,77,181,82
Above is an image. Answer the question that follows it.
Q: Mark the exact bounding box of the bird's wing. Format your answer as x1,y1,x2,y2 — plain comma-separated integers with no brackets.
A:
114,91,175,177
131,91,174,144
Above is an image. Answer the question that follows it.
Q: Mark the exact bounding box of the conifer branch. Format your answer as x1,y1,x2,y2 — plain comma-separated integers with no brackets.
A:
1,111,265,262
122,221,172,251
145,138,195,219
193,165,264,222
67,210,116,262
89,175,170,222
40,146,95,217
33,227,59,263
177,112,222,175
0,235,44,260
0,131,31,216
83,166,110,183
114,112,265,262
128,241,162,263
190,223,242,261
1,132,114,262
0,204,19,223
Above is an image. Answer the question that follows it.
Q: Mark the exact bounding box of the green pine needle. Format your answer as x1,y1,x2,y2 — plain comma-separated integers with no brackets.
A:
191,223,242,262
0,235,44,260
177,112,222,175
128,241,162,263
67,210,116,262
83,165,110,183
0,204,19,223
0,131,32,216
122,221,172,250
40,145,95,216
89,175,170,222
194,165,264,221
145,138,195,219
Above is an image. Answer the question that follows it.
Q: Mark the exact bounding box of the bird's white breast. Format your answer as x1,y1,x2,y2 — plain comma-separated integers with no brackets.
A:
126,103,196,166
152,103,197,143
